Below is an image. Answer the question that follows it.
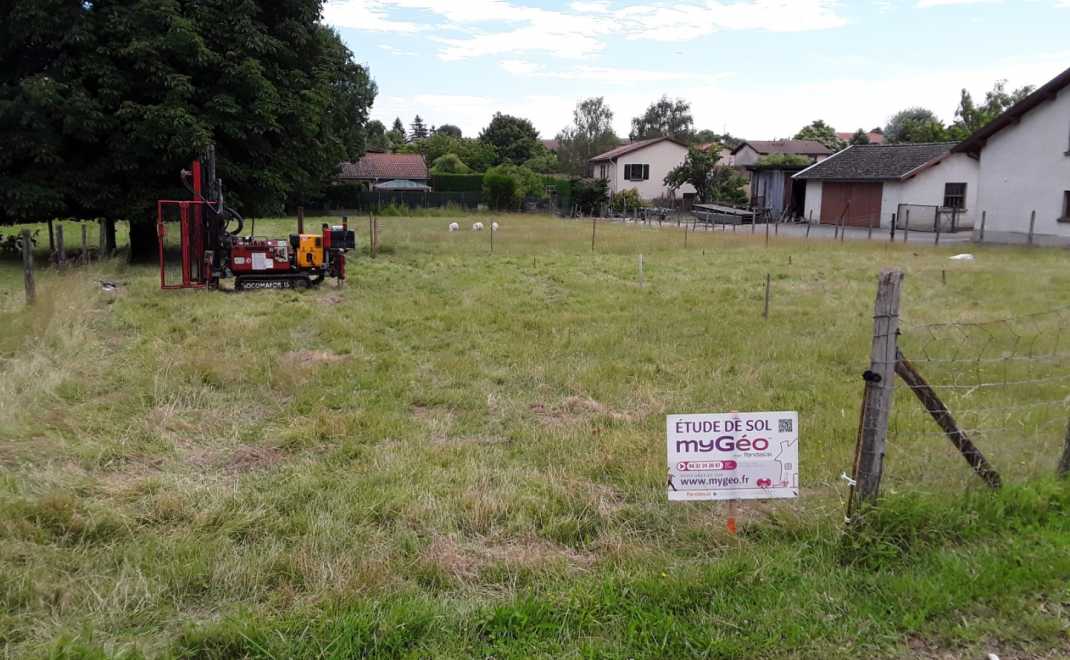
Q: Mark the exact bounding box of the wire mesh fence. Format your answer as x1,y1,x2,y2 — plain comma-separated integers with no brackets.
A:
848,271,1069,517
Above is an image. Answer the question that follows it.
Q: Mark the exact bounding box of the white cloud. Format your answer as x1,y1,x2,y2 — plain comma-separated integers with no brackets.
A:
499,59,540,75
916,0,1000,6
379,44,417,56
498,60,735,84
325,0,848,60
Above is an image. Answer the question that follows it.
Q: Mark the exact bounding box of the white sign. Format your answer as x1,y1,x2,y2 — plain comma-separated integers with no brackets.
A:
667,411,799,501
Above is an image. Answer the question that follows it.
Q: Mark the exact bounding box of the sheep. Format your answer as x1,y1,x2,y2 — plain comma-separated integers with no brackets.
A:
491,222,500,231
472,222,484,231
448,222,460,232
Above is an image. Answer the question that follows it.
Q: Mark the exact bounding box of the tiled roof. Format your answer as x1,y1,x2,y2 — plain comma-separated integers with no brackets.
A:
339,153,428,180
793,143,957,181
590,136,687,162
836,131,886,144
541,139,560,152
734,139,833,156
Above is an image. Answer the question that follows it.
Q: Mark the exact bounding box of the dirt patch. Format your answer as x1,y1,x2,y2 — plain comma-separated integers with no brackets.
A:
279,350,347,368
421,534,595,582
318,293,345,306
531,395,638,426
223,445,285,473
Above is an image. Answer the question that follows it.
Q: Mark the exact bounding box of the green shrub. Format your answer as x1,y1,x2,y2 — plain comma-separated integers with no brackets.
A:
481,164,546,209
432,174,484,193
430,153,471,174
609,188,643,212
482,172,518,210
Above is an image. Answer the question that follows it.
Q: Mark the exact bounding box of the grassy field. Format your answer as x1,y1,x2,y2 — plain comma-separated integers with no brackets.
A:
1,214,1068,658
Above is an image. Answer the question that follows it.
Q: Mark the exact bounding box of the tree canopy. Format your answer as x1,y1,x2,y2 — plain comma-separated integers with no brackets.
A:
848,129,871,146
883,107,948,143
629,96,694,142
0,0,376,256
435,124,463,138
479,112,541,166
948,79,1034,140
794,120,845,151
555,97,620,176
410,115,429,141
664,147,747,205
365,120,391,151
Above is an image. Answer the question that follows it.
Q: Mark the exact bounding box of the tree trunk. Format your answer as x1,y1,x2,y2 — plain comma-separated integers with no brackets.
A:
128,218,157,262
104,218,117,254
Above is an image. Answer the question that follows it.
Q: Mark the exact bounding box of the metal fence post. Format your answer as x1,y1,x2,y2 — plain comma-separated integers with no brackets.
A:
849,269,904,513
978,210,986,244
903,210,911,244
1028,210,1036,246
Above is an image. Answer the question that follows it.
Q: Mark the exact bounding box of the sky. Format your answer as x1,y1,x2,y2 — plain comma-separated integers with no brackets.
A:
323,0,1070,141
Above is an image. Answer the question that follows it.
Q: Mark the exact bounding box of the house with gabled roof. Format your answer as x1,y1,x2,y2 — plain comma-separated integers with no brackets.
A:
792,143,978,229
337,153,429,188
731,140,833,168
952,65,1070,245
590,136,695,201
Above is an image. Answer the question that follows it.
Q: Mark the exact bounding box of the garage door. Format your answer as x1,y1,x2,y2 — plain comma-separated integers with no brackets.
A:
820,182,883,227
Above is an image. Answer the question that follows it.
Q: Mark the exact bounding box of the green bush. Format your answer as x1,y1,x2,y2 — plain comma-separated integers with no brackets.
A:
481,164,546,209
430,153,471,174
569,178,608,215
609,188,643,212
432,174,484,193
482,172,518,210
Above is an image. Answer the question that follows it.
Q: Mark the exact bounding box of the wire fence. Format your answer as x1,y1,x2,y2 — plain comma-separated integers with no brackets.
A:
847,273,1069,517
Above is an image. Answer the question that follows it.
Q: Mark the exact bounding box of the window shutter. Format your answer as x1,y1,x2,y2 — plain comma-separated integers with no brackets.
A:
643,165,650,180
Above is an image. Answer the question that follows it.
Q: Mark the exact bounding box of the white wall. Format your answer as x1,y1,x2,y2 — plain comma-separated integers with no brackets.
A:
894,153,979,229
609,140,695,200
975,88,1070,245
803,181,822,221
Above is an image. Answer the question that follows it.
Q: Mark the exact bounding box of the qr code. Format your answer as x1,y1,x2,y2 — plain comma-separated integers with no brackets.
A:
778,418,793,433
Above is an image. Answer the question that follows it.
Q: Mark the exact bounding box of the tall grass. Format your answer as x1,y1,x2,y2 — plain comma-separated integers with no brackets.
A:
0,214,1068,657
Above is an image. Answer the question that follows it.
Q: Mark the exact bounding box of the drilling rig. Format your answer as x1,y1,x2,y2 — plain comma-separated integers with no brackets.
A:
156,146,355,290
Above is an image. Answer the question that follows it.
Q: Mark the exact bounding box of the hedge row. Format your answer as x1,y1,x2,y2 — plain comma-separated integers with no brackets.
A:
431,174,484,193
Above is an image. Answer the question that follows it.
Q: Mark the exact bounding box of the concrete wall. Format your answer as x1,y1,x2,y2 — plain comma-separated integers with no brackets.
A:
607,140,695,200
974,87,1070,245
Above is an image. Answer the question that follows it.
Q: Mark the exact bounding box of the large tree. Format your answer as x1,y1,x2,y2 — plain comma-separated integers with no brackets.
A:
0,0,376,258
478,112,540,165
555,97,620,176
387,117,407,147
794,119,846,151
435,124,462,138
365,120,390,151
948,79,1034,140
410,114,429,140
664,147,747,205
884,107,948,144
629,96,693,142
848,129,871,146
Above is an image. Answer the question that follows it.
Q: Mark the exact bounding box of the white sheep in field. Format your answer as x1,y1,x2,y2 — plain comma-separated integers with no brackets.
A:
448,222,460,232
472,222,484,231
491,222,500,231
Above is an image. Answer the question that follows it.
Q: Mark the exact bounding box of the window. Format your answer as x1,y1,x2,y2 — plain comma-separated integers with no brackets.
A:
943,182,967,209
598,163,607,180
624,164,649,181
1061,191,1070,222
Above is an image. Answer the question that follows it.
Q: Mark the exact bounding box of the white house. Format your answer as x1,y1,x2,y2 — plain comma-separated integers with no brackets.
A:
952,66,1070,246
590,137,696,201
792,143,978,230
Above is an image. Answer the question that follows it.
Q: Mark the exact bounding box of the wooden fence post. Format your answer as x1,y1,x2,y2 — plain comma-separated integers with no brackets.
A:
806,210,813,239
849,269,904,511
978,211,986,244
1058,419,1070,478
22,229,35,304
867,214,875,240
638,254,644,288
81,224,89,264
895,351,1002,489
56,223,66,268
297,206,305,234
490,220,494,254
762,273,771,319
764,219,770,247
591,216,597,252
1027,210,1036,246
903,209,911,244
684,222,688,248
934,208,942,246
889,212,897,243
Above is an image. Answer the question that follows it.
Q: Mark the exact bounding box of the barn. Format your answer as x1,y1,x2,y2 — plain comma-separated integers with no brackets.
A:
793,143,978,231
